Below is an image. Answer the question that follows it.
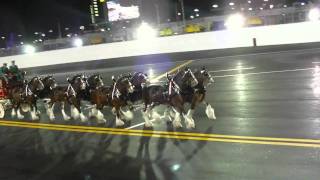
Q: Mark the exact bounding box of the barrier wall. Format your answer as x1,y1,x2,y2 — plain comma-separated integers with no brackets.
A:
1,21,320,68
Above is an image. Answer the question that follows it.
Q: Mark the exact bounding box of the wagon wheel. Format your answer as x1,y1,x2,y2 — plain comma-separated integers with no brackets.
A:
0,103,5,118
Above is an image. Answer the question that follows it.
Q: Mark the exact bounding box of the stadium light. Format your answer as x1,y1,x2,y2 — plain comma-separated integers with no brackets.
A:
225,13,245,30
136,22,156,40
23,45,36,54
309,8,320,21
212,4,218,8
73,38,83,47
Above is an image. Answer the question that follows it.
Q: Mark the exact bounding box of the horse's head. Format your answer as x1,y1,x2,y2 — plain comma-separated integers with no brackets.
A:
195,67,214,86
43,76,57,90
29,76,45,91
116,75,134,94
182,67,198,88
131,72,150,88
67,74,87,91
88,74,104,89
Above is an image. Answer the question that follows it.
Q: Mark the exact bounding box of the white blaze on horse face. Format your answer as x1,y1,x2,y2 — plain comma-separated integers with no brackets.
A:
80,79,86,90
128,82,134,93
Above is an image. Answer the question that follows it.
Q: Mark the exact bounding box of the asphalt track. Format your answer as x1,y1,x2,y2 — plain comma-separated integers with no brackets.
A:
1,47,320,179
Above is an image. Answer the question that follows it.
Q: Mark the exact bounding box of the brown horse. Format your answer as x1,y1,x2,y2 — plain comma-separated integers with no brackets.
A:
184,67,216,124
10,76,44,120
46,74,87,122
66,74,88,122
166,67,199,128
141,74,186,128
110,75,134,127
82,74,110,124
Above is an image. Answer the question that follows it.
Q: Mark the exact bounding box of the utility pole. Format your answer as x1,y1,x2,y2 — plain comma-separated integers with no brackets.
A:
57,21,62,39
179,0,186,27
155,3,161,26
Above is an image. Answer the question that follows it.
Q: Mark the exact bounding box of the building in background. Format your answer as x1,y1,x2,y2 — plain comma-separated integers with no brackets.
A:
90,0,108,25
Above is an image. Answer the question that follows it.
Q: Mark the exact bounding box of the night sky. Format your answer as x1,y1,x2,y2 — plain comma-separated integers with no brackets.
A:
0,0,309,39
0,0,91,37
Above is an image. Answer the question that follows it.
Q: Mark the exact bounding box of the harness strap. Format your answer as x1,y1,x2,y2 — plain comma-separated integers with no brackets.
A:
66,84,76,97
112,82,117,100
25,84,33,96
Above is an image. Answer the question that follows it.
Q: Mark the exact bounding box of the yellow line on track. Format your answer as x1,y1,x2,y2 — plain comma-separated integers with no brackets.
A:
0,120,319,144
0,121,319,148
151,60,194,82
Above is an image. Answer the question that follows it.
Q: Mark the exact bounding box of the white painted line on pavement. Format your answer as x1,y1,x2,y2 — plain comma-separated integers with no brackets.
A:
209,67,255,73
214,67,315,78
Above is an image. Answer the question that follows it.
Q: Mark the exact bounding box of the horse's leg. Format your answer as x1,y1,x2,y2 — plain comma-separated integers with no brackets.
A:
184,99,197,129
94,103,106,124
70,97,80,120
142,103,153,128
47,101,55,121
11,102,17,118
204,101,216,120
96,107,106,124
171,98,183,128
115,105,124,127
17,103,24,119
120,106,133,121
164,105,176,122
30,105,38,121
78,103,88,123
61,101,71,121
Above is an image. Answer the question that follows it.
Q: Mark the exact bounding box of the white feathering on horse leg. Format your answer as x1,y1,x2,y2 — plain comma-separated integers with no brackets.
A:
48,108,55,121
96,110,106,124
112,107,116,115
80,112,88,123
151,111,162,124
186,109,196,128
163,108,173,122
62,110,70,121
11,109,16,118
206,104,216,120
71,106,80,120
115,116,125,127
121,109,133,121
173,112,183,128
142,110,153,127
17,109,24,119
30,108,39,121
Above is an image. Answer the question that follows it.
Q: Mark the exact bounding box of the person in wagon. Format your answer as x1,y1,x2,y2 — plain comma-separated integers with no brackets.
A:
0,63,9,76
0,63,9,82
9,60,22,81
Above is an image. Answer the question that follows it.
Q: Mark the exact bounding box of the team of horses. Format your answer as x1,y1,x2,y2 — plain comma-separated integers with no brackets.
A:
3,67,216,129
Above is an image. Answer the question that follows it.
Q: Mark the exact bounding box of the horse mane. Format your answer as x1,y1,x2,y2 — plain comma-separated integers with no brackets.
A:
70,74,83,83
117,74,131,83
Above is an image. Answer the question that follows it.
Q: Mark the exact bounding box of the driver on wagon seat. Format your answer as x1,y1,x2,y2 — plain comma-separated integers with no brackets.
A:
9,60,22,81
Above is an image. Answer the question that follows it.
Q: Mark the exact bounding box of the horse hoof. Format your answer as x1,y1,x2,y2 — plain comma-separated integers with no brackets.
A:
49,116,55,121
145,121,153,128
18,115,24,119
186,121,195,129
116,119,124,127
97,119,107,124
173,120,182,128
206,105,216,120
